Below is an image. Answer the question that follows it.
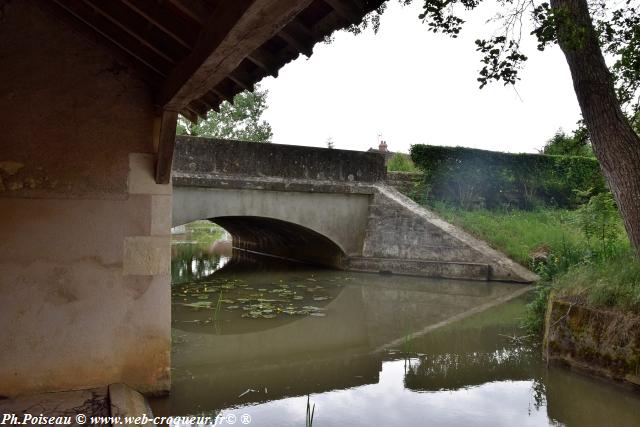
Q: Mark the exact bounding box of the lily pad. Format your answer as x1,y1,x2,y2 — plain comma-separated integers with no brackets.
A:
310,312,327,317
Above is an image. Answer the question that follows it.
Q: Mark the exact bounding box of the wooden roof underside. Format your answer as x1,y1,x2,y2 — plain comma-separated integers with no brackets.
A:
51,0,386,122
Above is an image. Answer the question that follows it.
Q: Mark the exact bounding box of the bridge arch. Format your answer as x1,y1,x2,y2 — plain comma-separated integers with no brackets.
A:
211,216,346,268
172,186,369,268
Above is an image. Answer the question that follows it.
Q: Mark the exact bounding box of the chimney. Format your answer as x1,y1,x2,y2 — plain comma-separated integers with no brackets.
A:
379,140,388,152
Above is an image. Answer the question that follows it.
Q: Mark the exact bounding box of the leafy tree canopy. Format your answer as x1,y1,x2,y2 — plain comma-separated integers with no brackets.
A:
541,127,593,157
353,1,640,115
177,85,273,142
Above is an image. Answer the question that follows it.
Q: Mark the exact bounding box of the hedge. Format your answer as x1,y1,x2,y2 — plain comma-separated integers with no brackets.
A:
410,145,606,209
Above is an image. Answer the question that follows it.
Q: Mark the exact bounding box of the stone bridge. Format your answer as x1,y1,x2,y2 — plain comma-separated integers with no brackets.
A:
172,136,537,282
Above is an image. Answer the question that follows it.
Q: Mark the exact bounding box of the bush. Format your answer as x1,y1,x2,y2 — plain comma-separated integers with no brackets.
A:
387,153,419,172
410,144,606,209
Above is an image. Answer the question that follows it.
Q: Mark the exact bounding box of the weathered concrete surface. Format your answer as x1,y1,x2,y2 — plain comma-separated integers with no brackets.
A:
0,387,109,427
544,298,640,387
0,2,171,397
0,384,154,427
173,186,370,258
386,171,422,194
172,137,537,282
348,257,491,281
174,136,387,182
109,384,154,427
357,185,539,282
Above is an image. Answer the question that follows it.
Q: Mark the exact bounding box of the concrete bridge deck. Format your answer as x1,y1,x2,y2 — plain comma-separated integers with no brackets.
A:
172,136,538,283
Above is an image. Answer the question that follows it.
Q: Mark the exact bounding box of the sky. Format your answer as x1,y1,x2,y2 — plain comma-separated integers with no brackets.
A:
259,1,583,154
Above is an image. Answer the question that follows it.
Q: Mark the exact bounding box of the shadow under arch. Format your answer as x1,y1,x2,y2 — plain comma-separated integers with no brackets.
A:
210,215,347,269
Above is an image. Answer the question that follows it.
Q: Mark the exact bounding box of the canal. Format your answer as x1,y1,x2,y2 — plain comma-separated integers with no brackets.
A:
151,233,640,427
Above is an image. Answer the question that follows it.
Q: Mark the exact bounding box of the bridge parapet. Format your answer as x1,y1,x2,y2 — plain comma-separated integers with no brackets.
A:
173,136,387,183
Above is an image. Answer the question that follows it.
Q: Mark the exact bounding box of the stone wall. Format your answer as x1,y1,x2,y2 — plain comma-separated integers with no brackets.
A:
386,171,422,195
352,185,538,282
173,136,387,182
0,2,171,397
544,298,640,387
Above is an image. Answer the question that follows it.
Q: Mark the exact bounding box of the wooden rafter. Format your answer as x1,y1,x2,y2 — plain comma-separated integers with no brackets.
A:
181,108,199,124
82,0,185,63
157,0,315,111
279,34,311,57
228,68,255,92
120,0,198,49
167,0,211,25
51,0,388,183
322,0,362,25
188,99,209,118
247,48,281,77
202,92,223,112
155,110,178,184
53,0,172,76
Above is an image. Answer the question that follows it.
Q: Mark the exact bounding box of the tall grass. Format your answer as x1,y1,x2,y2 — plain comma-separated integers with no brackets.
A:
427,201,639,334
431,202,586,266
306,395,315,427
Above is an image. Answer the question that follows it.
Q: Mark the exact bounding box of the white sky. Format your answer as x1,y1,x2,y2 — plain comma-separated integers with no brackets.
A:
260,1,583,154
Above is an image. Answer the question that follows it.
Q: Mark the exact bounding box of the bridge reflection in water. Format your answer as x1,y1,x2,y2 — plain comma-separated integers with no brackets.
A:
151,252,640,427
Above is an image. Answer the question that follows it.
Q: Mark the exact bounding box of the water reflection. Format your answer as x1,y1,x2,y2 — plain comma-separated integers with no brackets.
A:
154,249,640,427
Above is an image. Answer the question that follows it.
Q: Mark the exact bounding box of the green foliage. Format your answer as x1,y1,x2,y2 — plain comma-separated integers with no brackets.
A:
541,129,593,157
430,203,586,266
522,281,552,335
597,4,640,114
554,253,640,312
410,144,605,209
176,85,272,142
387,153,419,172
351,1,640,119
576,192,625,261
173,220,226,247
426,197,637,334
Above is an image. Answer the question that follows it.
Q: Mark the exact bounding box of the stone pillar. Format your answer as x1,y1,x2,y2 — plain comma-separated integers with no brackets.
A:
0,1,172,397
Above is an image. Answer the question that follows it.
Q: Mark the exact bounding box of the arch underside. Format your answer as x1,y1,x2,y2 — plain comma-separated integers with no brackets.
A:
172,186,370,260
212,216,346,268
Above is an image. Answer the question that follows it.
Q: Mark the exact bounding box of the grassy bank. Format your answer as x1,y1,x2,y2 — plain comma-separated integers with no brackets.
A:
425,201,640,334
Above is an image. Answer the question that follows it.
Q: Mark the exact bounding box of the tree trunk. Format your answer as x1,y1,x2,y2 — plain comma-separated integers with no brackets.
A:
551,0,640,255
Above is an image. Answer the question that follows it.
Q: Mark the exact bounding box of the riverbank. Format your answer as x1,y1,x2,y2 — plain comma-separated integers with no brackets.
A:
419,202,640,387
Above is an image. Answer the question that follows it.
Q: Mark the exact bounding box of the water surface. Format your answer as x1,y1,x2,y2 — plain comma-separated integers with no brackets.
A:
151,248,640,427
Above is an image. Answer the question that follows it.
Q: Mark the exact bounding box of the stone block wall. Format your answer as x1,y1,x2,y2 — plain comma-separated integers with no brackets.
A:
173,136,387,182
544,298,640,387
354,185,538,282
385,171,422,195
0,2,171,397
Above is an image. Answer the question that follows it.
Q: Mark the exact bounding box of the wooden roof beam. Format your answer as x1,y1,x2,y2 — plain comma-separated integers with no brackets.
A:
201,92,223,112
247,48,281,78
322,0,363,25
211,79,241,104
155,110,178,184
278,20,315,57
167,0,211,25
180,108,199,124
189,99,209,118
157,0,314,111
120,0,198,49
53,0,172,76
82,0,182,64
228,68,256,92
